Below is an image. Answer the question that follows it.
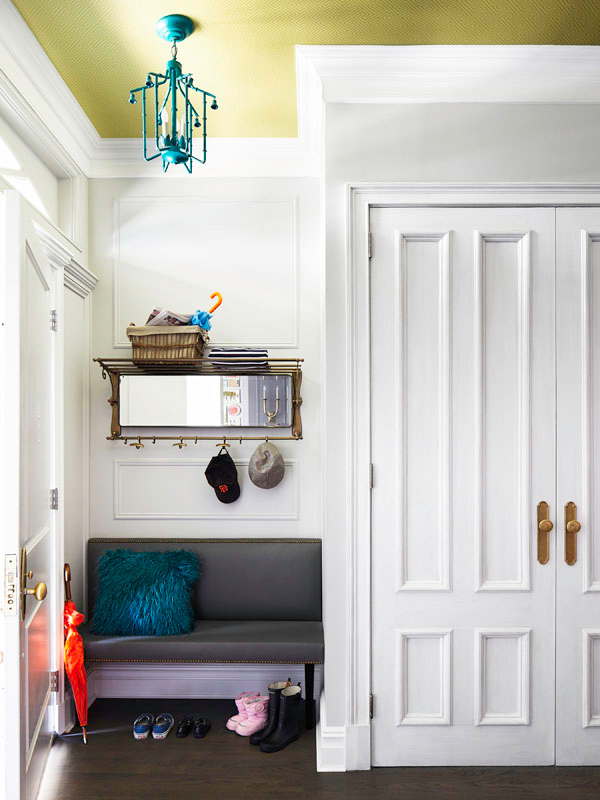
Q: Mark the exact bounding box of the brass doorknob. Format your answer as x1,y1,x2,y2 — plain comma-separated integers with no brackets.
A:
26,582,47,601
539,519,553,534
565,502,581,566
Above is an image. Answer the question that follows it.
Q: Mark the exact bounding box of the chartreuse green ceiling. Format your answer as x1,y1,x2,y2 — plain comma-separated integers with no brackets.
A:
12,0,600,138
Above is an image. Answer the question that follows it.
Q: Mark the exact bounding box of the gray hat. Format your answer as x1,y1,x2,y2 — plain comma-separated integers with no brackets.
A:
248,442,285,489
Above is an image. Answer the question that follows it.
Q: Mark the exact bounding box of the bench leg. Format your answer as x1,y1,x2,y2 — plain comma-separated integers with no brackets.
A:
304,663,315,729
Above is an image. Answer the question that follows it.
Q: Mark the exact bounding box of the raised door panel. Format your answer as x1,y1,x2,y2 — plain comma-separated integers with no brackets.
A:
475,234,531,591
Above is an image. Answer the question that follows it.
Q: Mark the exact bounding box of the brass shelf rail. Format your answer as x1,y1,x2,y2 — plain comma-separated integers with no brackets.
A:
94,357,303,441
115,434,302,449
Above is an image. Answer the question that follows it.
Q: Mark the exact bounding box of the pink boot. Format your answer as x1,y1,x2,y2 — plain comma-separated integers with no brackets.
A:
236,696,269,737
226,690,259,731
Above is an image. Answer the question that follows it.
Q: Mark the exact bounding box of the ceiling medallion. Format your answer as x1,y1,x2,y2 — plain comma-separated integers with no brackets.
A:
128,14,218,172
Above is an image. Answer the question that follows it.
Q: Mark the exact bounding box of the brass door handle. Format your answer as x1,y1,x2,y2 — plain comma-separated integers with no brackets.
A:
20,548,48,620
537,502,553,564
565,502,580,566
25,582,47,601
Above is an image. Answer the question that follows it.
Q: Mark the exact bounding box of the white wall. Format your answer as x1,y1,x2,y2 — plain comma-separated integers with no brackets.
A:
88,177,320,556
323,102,600,735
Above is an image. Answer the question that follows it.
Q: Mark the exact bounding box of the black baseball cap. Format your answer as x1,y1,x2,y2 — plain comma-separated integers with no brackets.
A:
205,448,241,504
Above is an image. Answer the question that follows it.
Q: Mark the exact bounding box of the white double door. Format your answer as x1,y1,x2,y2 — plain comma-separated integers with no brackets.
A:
371,206,600,766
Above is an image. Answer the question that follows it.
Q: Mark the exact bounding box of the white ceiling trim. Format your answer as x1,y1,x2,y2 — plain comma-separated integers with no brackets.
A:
2,1,600,181
298,44,600,105
0,0,97,177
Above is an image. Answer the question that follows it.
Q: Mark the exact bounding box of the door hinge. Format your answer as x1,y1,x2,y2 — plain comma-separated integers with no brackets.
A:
369,463,374,489
368,231,372,259
50,309,57,332
50,488,59,510
50,670,59,693
369,693,374,719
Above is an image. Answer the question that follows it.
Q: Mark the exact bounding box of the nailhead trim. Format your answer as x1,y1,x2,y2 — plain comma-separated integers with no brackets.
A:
89,538,321,544
85,658,321,664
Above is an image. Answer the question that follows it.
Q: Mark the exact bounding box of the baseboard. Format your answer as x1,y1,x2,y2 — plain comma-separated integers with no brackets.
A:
345,723,371,771
86,662,321,702
316,693,347,772
54,692,75,735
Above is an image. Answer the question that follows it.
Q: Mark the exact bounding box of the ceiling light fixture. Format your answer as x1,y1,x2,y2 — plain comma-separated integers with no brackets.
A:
128,14,218,172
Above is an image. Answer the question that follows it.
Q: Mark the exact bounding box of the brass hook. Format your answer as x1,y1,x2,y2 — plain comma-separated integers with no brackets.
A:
172,437,187,449
130,437,144,449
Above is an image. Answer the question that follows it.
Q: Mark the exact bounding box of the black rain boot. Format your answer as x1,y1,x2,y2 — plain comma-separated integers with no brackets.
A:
259,685,302,753
250,681,288,745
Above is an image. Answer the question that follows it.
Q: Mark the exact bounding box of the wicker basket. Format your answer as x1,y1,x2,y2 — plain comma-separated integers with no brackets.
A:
127,325,209,363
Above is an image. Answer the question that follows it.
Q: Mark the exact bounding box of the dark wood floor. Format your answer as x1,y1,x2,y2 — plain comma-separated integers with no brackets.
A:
39,699,600,800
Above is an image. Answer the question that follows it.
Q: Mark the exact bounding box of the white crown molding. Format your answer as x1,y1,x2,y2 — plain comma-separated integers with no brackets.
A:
0,0,99,177
297,44,600,105
35,224,98,296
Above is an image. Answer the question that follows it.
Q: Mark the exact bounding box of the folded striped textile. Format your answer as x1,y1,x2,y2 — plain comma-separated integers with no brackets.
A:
207,347,269,369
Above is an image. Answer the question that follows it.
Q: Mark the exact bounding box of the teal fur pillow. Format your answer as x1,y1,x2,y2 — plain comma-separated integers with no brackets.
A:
90,549,199,636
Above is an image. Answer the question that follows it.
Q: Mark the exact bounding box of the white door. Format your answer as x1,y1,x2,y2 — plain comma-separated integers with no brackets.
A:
370,207,556,766
556,208,600,765
2,191,57,800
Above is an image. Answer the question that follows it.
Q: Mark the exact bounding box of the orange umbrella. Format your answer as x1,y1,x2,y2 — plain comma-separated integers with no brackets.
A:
64,564,88,743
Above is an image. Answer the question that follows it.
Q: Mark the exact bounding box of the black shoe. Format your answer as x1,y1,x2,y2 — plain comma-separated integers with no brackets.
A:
193,718,211,738
250,681,288,745
176,717,194,738
259,686,303,753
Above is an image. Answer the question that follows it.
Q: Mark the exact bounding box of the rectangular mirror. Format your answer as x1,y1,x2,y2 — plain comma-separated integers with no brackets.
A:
119,374,292,428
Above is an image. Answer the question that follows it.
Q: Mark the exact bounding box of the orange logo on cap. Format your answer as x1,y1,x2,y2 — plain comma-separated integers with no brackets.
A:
218,484,229,493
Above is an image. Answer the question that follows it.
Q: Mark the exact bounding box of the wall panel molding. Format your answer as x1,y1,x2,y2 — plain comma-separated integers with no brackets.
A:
474,232,531,592
583,630,600,727
395,629,452,726
112,196,299,350
113,458,299,521
395,232,451,592
474,628,530,726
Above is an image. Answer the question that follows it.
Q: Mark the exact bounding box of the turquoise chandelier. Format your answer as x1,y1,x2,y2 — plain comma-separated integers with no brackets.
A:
128,14,218,172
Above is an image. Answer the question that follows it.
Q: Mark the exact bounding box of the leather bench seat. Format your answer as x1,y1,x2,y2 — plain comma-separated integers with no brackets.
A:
81,619,324,664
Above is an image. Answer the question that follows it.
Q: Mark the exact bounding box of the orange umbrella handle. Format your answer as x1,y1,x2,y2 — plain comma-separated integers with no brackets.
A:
64,563,72,601
209,292,222,315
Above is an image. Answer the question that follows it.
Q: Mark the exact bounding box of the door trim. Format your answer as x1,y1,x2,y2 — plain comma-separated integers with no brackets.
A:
340,182,600,771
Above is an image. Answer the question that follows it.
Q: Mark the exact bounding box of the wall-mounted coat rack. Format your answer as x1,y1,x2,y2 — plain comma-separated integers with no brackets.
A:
94,357,303,442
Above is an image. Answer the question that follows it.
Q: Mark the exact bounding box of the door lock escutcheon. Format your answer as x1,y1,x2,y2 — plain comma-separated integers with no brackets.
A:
564,502,581,566
20,548,47,621
537,501,553,564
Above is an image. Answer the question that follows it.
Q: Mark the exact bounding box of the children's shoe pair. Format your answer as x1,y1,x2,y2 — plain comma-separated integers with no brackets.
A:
226,690,269,737
133,712,174,740
176,717,211,738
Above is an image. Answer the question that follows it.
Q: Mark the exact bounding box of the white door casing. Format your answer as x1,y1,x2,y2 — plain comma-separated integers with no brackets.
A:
370,206,556,766
3,191,58,800
556,207,600,765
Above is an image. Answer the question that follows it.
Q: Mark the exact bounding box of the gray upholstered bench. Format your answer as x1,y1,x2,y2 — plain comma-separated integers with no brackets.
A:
81,538,323,728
